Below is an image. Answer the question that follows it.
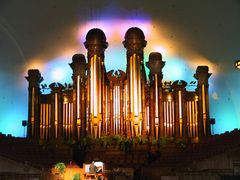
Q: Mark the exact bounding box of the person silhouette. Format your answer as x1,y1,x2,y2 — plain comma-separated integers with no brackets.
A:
89,161,97,174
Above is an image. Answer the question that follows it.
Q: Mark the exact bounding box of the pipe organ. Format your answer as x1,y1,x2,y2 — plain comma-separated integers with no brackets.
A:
26,27,212,141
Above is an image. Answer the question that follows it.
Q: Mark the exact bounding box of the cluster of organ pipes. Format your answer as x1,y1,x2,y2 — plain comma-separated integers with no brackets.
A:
26,27,212,141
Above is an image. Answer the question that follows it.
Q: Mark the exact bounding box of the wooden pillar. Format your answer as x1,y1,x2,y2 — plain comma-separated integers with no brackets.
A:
69,54,87,140
123,27,147,137
49,83,64,141
172,80,187,137
84,28,108,138
194,66,212,137
146,52,165,139
25,69,43,140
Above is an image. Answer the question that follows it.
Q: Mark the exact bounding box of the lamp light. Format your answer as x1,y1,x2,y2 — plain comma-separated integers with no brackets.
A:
235,60,240,69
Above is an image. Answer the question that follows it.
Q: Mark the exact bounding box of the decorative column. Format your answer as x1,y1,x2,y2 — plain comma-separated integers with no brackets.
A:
26,69,43,139
49,83,64,140
84,28,108,138
69,54,87,140
146,52,165,140
194,66,211,137
123,27,147,137
172,80,187,137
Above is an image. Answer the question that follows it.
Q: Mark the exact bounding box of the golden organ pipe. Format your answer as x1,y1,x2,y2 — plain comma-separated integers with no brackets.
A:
46,104,48,138
31,88,35,135
195,100,198,136
67,109,69,137
202,84,206,135
116,86,120,133
87,64,90,120
117,86,119,133
116,86,117,134
178,91,182,118
98,57,101,114
191,101,194,136
43,104,45,138
48,104,52,135
71,103,73,137
117,86,119,134
105,86,108,134
65,103,67,137
43,104,45,136
125,84,127,122
133,54,138,117
77,75,80,119
192,101,195,136
167,100,171,136
146,106,149,133
155,74,158,119
68,103,71,138
130,56,133,116
55,93,58,139
188,101,192,136
90,57,93,119
113,86,115,134
187,102,190,136
67,103,71,137
167,101,169,136
64,103,66,138
93,54,97,117
40,104,42,139
163,101,166,135
172,102,174,136
169,101,172,136
31,88,35,117
138,57,142,115
178,91,182,137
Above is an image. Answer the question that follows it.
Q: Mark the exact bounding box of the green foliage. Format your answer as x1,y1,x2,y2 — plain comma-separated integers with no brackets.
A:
79,136,92,150
119,138,133,152
158,137,170,146
174,139,186,149
135,136,149,145
76,135,186,152
54,162,65,174
151,138,158,145
112,135,123,146
72,173,81,180
100,136,113,148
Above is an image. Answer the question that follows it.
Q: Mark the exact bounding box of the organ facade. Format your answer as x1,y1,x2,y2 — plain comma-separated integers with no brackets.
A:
26,27,212,141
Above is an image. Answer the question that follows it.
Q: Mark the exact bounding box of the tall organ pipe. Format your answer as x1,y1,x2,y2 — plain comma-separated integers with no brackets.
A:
123,27,146,137
26,70,43,139
84,28,108,138
69,54,87,140
146,52,165,139
194,66,211,137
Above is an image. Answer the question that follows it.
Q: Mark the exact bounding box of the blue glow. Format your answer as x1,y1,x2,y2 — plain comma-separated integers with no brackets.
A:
209,72,240,134
0,72,28,137
105,45,126,72
0,28,28,137
41,57,73,85
162,56,194,82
